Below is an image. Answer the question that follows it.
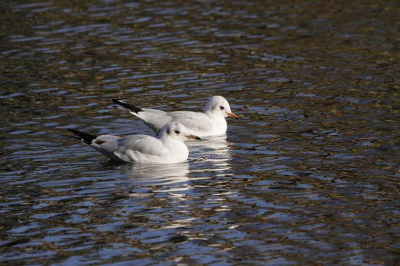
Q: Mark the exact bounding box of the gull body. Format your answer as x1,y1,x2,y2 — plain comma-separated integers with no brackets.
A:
68,122,200,164
112,96,239,138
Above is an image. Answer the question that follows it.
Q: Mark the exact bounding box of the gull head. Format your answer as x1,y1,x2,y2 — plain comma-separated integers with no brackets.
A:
204,96,239,120
159,122,201,141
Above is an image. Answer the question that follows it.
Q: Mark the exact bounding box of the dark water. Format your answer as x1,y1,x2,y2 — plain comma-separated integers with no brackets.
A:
1,0,400,264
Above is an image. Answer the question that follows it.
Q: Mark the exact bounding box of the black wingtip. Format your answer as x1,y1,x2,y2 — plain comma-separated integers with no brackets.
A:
112,99,142,113
68,129,98,144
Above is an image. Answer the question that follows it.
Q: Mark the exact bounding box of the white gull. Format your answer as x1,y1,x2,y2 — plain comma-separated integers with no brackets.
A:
68,122,200,164
112,95,239,138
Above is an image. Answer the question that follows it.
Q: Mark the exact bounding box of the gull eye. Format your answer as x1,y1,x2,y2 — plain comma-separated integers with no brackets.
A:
220,106,224,110
174,130,180,134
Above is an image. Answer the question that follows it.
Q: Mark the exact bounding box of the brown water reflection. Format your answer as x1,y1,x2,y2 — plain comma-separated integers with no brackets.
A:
1,0,400,264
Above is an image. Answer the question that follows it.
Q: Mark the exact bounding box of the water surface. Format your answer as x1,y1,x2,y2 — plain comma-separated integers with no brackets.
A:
1,0,400,264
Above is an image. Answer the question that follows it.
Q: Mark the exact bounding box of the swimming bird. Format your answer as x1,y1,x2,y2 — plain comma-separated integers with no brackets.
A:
112,96,239,138
68,122,200,164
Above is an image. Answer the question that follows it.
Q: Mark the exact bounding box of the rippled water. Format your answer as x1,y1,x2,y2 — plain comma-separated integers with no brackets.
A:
1,0,400,264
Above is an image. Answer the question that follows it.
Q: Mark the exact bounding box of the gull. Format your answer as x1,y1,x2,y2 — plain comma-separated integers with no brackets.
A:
68,122,201,164
112,95,239,138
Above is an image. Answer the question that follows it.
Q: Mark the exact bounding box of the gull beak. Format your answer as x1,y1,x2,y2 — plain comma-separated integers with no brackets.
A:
227,112,240,120
187,134,201,140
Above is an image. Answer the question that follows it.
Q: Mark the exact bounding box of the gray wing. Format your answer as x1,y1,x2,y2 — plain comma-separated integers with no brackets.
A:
116,135,168,156
93,134,168,162
169,111,213,132
133,109,213,134
134,108,172,133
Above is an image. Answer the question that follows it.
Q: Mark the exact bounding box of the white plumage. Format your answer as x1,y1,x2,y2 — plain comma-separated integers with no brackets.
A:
68,122,200,164
112,95,239,138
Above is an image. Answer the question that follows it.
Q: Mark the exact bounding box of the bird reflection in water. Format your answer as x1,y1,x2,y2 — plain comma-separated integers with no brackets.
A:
116,162,191,199
112,136,238,233
112,135,233,198
187,135,232,173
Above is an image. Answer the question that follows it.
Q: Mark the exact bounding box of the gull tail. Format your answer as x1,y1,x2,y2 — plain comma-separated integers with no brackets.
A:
112,99,142,113
68,129,98,144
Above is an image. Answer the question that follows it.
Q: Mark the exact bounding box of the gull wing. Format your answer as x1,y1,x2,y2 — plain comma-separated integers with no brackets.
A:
134,108,172,133
94,135,169,162
168,111,213,133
